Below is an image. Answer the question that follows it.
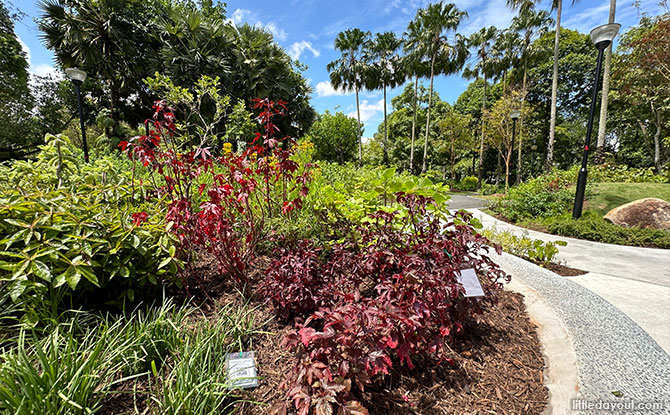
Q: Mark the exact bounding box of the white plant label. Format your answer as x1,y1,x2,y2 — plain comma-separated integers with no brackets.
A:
226,351,258,388
457,268,485,297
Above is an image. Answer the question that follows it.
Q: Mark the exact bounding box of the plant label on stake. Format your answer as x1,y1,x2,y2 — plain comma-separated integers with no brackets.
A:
457,268,485,297
225,351,258,388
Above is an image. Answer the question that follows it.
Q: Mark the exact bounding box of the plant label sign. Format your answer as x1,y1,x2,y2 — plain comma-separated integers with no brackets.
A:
226,351,258,388
457,268,485,297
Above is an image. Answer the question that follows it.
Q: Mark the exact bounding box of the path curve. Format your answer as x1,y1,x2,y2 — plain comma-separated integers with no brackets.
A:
494,251,670,414
469,208,670,354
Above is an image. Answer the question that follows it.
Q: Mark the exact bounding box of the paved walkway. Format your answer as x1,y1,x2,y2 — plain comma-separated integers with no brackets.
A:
494,251,670,414
468,208,670,354
445,193,486,210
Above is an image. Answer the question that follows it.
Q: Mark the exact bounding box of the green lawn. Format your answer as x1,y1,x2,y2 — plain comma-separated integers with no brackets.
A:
586,182,670,216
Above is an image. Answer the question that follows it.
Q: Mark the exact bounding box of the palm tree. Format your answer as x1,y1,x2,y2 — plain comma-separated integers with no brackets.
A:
594,0,616,163
38,0,151,129
490,29,522,89
327,28,371,165
367,32,404,165
403,20,431,173
511,8,552,183
464,26,498,189
405,2,468,174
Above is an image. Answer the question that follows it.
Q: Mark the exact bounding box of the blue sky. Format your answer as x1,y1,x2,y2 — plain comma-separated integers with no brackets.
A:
11,0,666,138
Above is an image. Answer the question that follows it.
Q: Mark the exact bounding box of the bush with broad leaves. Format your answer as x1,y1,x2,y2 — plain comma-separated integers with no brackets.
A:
263,193,509,415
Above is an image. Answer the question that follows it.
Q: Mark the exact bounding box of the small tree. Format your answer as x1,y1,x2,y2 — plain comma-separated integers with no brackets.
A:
438,107,473,190
484,90,527,192
307,110,359,164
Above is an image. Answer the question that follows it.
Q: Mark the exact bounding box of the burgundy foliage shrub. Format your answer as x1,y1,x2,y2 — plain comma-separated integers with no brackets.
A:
121,98,313,290
265,194,509,415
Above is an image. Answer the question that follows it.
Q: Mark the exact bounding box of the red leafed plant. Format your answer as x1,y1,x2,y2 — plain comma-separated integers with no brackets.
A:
120,98,313,291
265,193,509,415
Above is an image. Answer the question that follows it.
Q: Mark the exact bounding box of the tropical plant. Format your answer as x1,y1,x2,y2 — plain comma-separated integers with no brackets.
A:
307,110,359,163
464,26,498,189
401,26,430,173
405,2,468,174
437,106,473,189
511,7,552,183
267,194,508,415
328,28,371,165
367,32,404,165
594,0,617,163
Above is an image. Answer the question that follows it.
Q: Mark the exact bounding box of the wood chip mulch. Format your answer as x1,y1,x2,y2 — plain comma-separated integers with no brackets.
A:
235,291,549,415
100,253,549,415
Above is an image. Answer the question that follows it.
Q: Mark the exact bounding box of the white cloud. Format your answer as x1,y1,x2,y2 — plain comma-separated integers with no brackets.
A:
259,21,288,41
229,8,288,42
315,81,352,97
17,35,60,81
288,40,320,60
348,98,384,123
230,8,251,25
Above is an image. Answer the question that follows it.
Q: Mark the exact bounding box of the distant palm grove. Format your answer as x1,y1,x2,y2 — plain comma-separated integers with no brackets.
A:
1,0,668,187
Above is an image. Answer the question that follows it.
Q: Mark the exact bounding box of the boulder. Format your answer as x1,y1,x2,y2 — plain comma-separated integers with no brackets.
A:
603,198,670,230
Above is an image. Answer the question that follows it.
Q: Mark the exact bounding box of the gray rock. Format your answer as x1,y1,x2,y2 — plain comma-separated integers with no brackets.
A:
603,197,670,230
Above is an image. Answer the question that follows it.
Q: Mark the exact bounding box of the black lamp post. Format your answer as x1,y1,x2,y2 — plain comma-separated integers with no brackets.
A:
572,23,620,219
65,67,89,163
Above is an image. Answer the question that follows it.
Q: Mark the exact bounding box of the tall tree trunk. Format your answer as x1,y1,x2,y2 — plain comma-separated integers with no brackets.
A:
477,75,487,190
653,107,663,174
355,85,362,166
594,0,616,164
422,55,436,174
450,138,455,190
495,151,501,186
517,59,528,185
546,0,562,170
505,148,511,193
410,75,418,173
383,84,388,165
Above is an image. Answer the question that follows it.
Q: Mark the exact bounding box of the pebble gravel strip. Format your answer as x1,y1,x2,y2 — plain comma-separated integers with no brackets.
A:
492,251,670,415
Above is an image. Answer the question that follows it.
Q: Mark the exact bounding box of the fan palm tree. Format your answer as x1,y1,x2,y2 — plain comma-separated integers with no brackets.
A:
511,8,552,183
405,2,468,174
38,0,156,127
367,32,404,165
594,0,616,163
464,25,498,189
327,28,371,165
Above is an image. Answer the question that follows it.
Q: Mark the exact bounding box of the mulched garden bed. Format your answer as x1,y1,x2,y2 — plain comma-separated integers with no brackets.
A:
100,253,549,415
234,289,548,415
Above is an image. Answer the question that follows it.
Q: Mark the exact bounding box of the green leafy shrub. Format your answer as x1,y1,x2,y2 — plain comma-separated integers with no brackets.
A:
481,227,567,266
458,175,478,191
305,164,451,241
542,212,670,248
0,187,179,305
588,164,669,183
489,168,575,222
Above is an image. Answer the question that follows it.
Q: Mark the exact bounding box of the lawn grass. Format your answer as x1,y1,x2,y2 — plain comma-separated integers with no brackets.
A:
587,182,670,216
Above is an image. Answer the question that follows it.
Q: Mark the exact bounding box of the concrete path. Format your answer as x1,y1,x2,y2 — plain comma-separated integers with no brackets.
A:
446,193,486,210
469,208,670,355
495,251,670,414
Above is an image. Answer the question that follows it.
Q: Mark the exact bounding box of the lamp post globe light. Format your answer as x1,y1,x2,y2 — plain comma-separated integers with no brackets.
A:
65,67,89,163
572,23,621,219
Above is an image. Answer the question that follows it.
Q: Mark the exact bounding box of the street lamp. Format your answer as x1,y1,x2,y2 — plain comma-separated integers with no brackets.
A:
65,67,89,163
572,23,621,219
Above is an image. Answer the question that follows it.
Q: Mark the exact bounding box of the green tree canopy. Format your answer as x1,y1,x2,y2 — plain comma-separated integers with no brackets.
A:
307,111,359,164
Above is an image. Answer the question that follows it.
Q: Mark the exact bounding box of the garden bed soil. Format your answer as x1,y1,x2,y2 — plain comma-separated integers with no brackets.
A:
235,290,548,415
100,254,549,415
